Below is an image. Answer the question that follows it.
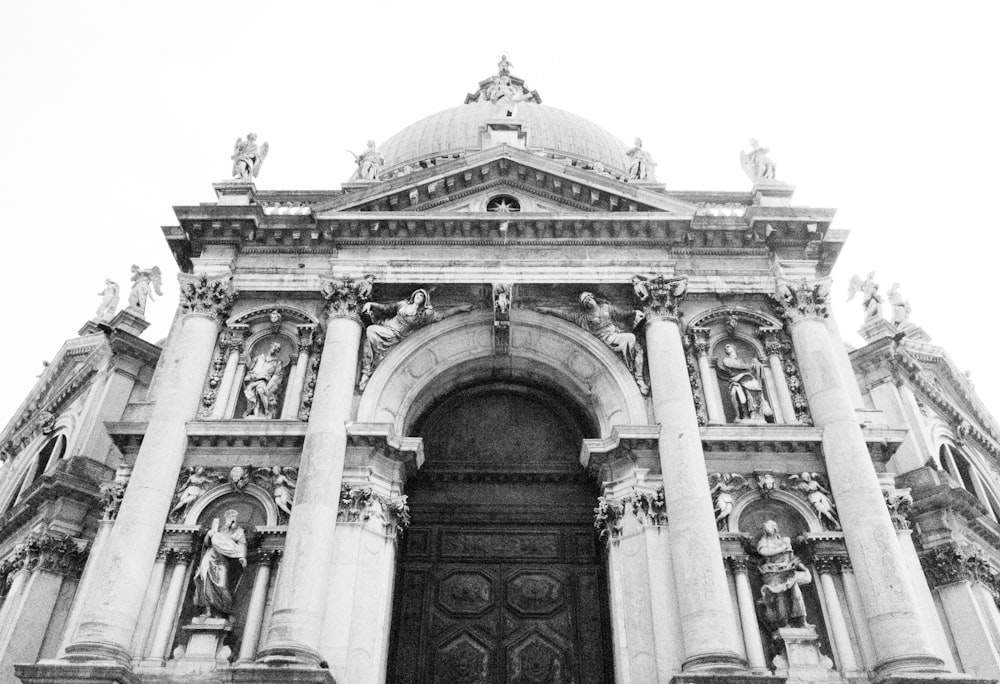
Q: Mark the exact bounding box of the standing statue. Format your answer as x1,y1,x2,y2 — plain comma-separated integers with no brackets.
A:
626,138,655,182
790,472,840,529
127,265,163,315
756,520,811,629
485,74,526,117
709,473,747,530
231,133,269,181
193,509,247,619
96,279,119,322
716,343,772,423
349,140,385,181
887,282,911,326
537,293,649,396
265,466,297,519
847,272,882,321
243,342,286,419
740,139,776,181
169,466,225,523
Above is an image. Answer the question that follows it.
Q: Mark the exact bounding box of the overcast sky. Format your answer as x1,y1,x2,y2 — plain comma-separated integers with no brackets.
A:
1,2,998,426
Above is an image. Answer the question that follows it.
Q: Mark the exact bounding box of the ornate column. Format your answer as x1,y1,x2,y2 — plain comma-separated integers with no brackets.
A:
257,276,368,667
209,325,247,419
689,327,724,424
639,275,746,672
726,557,768,672
145,550,194,665
63,275,235,666
773,279,945,676
281,325,314,419
813,558,859,673
238,550,277,663
758,327,797,424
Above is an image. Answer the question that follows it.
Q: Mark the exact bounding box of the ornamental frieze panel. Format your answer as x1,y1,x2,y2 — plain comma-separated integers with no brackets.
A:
168,465,297,525
710,471,840,531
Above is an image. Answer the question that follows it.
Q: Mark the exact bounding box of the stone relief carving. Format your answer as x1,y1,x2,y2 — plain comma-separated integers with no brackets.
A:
707,471,838,529
633,274,687,321
788,472,840,530
848,272,882,322
537,291,649,396
593,487,668,543
265,466,297,520
920,544,1000,596
888,282,911,327
710,473,752,530
337,484,411,538
193,508,247,619
127,265,163,316
740,139,776,181
179,275,237,321
625,137,655,182
755,520,812,630
169,466,227,523
0,532,88,585
716,343,772,424
242,341,287,419
99,466,131,522
231,133,268,181
167,465,300,524
95,279,119,322
685,347,709,426
296,332,324,420
492,283,512,356
883,485,913,530
349,140,385,181
773,278,831,322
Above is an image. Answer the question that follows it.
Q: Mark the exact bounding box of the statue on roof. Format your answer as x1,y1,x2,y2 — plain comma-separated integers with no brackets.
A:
847,272,882,321
96,279,119,322
498,54,513,76
349,140,385,181
626,138,655,182
740,139,776,181
887,282,911,327
231,133,269,181
486,74,526,117
128,265,163,316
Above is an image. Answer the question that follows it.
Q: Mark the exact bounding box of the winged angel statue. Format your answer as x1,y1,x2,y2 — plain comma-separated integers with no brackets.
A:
128,265,163,315
709,472,748,530
231,133,269,181
740,139,776,181
789,472,840,529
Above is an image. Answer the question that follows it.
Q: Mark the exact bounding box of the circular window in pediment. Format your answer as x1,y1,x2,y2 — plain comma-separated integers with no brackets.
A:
486,194,520,213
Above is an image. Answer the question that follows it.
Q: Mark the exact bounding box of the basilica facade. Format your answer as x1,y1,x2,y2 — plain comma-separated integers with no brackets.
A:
1,61,999,684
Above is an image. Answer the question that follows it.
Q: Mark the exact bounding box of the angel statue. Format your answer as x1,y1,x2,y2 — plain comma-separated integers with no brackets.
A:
96,279,119,322
231,133,269,181
710,473,747,530
168,466,225,523
243,342,287,419
255,466,297,520
887,282,911,327
847,272,882,321
536,292,649,396
626,138,655,182
790,472,840,529
349,140,384,181
740,139,776,181
127,265,163,316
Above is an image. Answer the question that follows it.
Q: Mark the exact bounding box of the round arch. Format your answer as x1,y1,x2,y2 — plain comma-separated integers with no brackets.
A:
356,310,649,438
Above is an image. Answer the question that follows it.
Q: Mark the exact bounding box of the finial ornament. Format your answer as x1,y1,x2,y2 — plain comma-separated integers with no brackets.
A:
179,274,236,321
633,274,688,321
740,138,776,181
773,278,831,322
321,275,374,320
847,272,882,321
231,133,269,181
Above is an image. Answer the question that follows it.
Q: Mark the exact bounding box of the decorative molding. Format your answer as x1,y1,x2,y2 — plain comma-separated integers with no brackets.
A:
685,340,709,426
337,483,410,539
709,471,840,531
297,331,325,421
179,275,236,321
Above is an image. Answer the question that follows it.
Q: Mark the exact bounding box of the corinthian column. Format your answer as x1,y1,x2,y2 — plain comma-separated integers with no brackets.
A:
256,276,368,667
774,278,946,677
638,275,746,672
63,275,235,666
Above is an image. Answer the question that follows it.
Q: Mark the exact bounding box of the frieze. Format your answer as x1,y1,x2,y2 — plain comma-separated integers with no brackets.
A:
337,483,410,538
440,531,559,560
168,465,298,525
594,487,668,543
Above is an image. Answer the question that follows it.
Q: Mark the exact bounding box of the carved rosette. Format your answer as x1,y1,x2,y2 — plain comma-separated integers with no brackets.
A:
337,484,411,538
179,275,236,321
635,274,688,322
920,545,1000,596
321,275,373,322
772,278,831,323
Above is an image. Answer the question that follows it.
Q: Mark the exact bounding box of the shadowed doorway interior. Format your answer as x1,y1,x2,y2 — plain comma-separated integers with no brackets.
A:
387,382,614,684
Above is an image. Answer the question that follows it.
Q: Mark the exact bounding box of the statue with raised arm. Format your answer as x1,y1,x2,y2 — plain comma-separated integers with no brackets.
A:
847,272,882,321
127,265,163,315
626,138,655,182
790,472,840,529
538,292,649,396
231,133,269,181
740,139,776,181
717,343,772,423
193,509,247,619
888,282,911,326
243,342,286,419
349,140,384,181
169,466,225,523
756,520,811,629
96,279,119,322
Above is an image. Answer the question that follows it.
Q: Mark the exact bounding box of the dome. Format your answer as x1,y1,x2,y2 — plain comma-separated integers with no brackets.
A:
376,61,631,178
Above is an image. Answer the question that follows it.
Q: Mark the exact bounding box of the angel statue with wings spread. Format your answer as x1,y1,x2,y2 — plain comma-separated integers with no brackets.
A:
231,133,269,180
847,272,882,321
709,472,747,530
128,265,163,316
253,466,298,521
789,472,840,529
740,139,776,181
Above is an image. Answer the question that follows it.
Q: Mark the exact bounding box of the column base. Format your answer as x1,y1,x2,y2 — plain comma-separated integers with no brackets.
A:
255,644,326,669
61,641,133,668
672,675,782,684
877,677,996,684
681,651,749,672
15,662,138,684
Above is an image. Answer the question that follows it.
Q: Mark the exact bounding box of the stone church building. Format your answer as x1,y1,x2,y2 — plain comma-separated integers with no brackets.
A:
1,60,999,684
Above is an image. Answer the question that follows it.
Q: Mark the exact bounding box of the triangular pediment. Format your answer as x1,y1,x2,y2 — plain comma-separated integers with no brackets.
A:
313,146,698,217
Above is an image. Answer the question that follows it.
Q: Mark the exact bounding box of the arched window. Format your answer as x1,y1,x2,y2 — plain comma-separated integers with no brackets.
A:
486,194,520,213
31,434,66,484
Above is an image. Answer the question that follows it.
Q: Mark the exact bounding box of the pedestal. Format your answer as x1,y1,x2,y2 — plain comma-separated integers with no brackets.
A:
175,618,232,675
213,180,256,205
771,626,836,684
858,317,899,343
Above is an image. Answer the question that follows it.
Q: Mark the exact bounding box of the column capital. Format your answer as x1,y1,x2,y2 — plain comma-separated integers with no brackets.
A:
757,326,784,356
813,556,839,575
689,326,711,357
321,275,373,323
726,556,750,574
179,274,237,322
220,324,248,354
634,274,688,322
295,324,316,353
772,278,831,323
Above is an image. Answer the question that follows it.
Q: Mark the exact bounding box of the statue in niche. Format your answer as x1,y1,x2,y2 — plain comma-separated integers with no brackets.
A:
193,509,247,620
358,289,472,391
169,466,225,523
626,138,654,182
243,341,286,419
258,466,297,519
740,139,776,181
887,282,911,326
128,265,163,315
96,279,119,322
755,519,811,629
349,140,384,181
716,343,772,423
231,133,269,181
789,472,840,529
536,292,649,396
710,472,747,530
847,272,882,321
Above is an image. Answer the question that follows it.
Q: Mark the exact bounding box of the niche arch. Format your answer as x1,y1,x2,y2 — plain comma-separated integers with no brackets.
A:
184,482,279,528
730,489,825,534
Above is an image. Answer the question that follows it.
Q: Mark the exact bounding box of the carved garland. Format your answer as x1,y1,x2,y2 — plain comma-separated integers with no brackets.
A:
593,487,668,543
778,332,813,425
684,342,709,426
337,484,410,539
297,330,324,421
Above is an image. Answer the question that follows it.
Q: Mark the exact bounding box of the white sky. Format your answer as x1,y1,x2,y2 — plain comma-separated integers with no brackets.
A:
1,2,998,426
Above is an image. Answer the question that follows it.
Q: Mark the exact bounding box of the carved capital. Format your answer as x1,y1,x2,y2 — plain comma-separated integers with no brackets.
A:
221,325,248,355
689,327,712,357
835,556,853,573
593,496,625,544
772,278,831,323
921,545,999,593
635,274,688,322
336,483,411,538
179,275,236,321
296,325,316,354
757,326,783,357
173,549,196,566
726,556,750,574
813,556,838,575
18,532,88,579
321,275,373,322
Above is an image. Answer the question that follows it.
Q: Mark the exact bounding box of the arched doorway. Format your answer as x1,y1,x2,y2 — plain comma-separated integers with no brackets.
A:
387,382,614,684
